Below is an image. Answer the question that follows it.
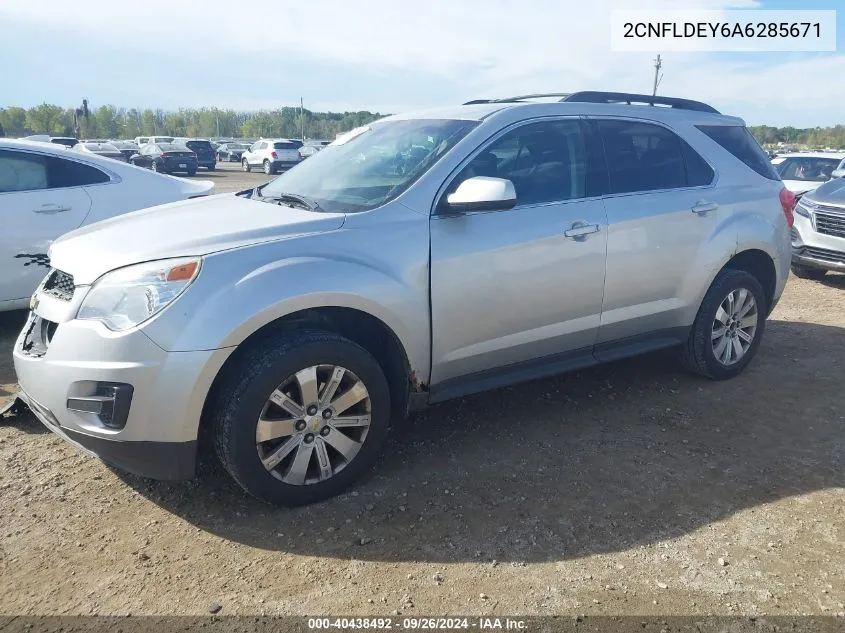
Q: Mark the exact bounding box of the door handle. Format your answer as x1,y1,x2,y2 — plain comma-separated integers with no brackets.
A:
691,201,718,216
564,223,601,239
32,204,72,214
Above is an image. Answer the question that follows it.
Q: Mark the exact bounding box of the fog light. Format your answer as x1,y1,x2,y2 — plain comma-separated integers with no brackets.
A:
67,382,133,429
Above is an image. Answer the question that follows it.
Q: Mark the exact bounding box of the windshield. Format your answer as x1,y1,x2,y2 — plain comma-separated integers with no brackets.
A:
776,157,839,182
260,118,477,212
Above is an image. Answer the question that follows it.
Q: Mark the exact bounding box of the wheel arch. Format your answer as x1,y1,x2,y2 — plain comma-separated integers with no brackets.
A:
198,306,416,451
722,248,777,313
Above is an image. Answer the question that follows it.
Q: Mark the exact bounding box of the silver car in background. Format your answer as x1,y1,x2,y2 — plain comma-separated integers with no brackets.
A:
72,141,128,162
13,91,792,506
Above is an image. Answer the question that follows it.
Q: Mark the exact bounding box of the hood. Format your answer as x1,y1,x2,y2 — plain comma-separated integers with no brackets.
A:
804,177,845,205
782,179,823,196
49,194,346,284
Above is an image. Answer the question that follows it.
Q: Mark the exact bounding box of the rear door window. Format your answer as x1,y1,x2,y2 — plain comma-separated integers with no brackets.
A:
0,150,49,192
696,125,779,180
596,120,689,194
47,156,110,187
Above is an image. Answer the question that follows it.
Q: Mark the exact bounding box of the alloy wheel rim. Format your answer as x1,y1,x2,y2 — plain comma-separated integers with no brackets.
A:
255,364,371,486
711,288,758,366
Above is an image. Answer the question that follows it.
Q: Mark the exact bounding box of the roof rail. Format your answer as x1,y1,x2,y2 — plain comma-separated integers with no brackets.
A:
561,91,720,114
463,91,719,113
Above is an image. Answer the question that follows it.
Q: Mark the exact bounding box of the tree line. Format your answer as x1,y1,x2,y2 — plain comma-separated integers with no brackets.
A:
0,103,385,141
748,125,845,149
4,103,845,149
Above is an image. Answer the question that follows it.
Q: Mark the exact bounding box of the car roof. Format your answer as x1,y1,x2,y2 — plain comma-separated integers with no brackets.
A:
382,101,744,125
0,138,129,171
772,151,845,159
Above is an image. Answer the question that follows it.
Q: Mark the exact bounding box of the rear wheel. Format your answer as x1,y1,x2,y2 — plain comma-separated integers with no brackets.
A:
187,168,197,176
680,269,766,380
207,163,215,172
211,330,392,506
791,264,827,281
242,159,251,172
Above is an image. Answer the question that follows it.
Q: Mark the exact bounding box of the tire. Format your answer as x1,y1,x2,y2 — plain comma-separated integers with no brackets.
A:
151,161,159,173
791,264,826,281
680,269,767,380
211,330,392,506
207,164,215,172
242,159,251,172
187,169,197,177
263,160,274,175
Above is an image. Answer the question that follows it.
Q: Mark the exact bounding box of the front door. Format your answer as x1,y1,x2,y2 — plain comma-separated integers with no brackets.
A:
429,118,608,397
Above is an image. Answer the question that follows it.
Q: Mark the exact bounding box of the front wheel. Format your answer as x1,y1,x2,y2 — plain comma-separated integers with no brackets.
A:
211,330,392,506
151,161,159,173
263,160,274,175
242,159,251,172
680,269,766,380
791,264,827,281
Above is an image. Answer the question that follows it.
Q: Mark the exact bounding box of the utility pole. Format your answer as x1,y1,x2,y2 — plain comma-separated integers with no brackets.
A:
216,114,220,138
300,97,305,141
652,54,663,96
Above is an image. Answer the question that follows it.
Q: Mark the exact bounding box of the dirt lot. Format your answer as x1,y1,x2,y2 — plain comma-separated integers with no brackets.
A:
0,165,843,617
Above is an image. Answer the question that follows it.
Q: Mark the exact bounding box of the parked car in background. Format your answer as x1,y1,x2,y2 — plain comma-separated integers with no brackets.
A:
771,152,845,197
134,136,150,146
790,176,845,280
0,138,214,310
130,142,198,175
241,138,302,174
172,138,216,171
23,135,79,148
108,140,140,162
830,157,845,179
10,92,792,506
298,140,331,159
72,141,127,162
216,142,250,162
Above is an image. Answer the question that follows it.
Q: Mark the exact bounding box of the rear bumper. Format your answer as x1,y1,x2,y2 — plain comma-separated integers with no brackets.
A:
19,389,196,480
162,159,197,172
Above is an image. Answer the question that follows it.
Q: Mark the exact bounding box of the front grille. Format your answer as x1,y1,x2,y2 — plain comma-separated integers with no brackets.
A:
814,205,845,239
42,269,75,301
803,246,845,265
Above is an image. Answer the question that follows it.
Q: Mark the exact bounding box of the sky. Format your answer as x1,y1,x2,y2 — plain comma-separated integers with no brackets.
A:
1,0,843,127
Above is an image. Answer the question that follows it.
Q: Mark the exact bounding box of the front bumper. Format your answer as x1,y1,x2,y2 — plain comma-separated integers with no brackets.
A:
791,212,845,272
13,299,232,480
18,389,196,479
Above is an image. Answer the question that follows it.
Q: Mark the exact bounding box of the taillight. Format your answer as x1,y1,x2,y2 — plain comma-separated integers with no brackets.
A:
779,187,796,227
161,152,171,157
271,151,278,159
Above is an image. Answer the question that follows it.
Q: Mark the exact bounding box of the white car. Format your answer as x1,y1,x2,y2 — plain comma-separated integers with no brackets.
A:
771,152,845,196
241,138,302,174
0,139,215,311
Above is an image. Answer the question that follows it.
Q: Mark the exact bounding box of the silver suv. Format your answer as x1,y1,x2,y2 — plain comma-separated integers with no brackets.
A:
13,92,793,506
790,176,845,279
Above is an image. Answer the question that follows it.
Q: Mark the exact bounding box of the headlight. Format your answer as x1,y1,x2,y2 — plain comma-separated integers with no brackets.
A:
77,257,201,331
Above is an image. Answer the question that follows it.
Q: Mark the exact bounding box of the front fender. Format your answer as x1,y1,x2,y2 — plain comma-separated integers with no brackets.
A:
141,251,431,383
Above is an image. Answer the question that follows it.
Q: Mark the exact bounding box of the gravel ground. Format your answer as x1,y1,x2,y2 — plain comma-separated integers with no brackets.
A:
0,165,842,616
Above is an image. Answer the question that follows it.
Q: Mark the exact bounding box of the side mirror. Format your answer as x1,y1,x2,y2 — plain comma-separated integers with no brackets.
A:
444,176,517,213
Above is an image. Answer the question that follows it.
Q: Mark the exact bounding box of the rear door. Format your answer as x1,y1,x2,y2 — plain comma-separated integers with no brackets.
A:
589,118,720,350
0,149,96,305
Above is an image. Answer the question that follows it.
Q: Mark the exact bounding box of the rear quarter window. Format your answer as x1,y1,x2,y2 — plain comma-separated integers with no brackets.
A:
696,125,779,181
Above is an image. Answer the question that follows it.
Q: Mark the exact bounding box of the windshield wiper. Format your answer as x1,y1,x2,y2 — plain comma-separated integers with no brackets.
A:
260,192,322,212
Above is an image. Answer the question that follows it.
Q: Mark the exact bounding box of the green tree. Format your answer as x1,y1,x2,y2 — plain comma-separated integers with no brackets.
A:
25,103,65,134
0,107,27,136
